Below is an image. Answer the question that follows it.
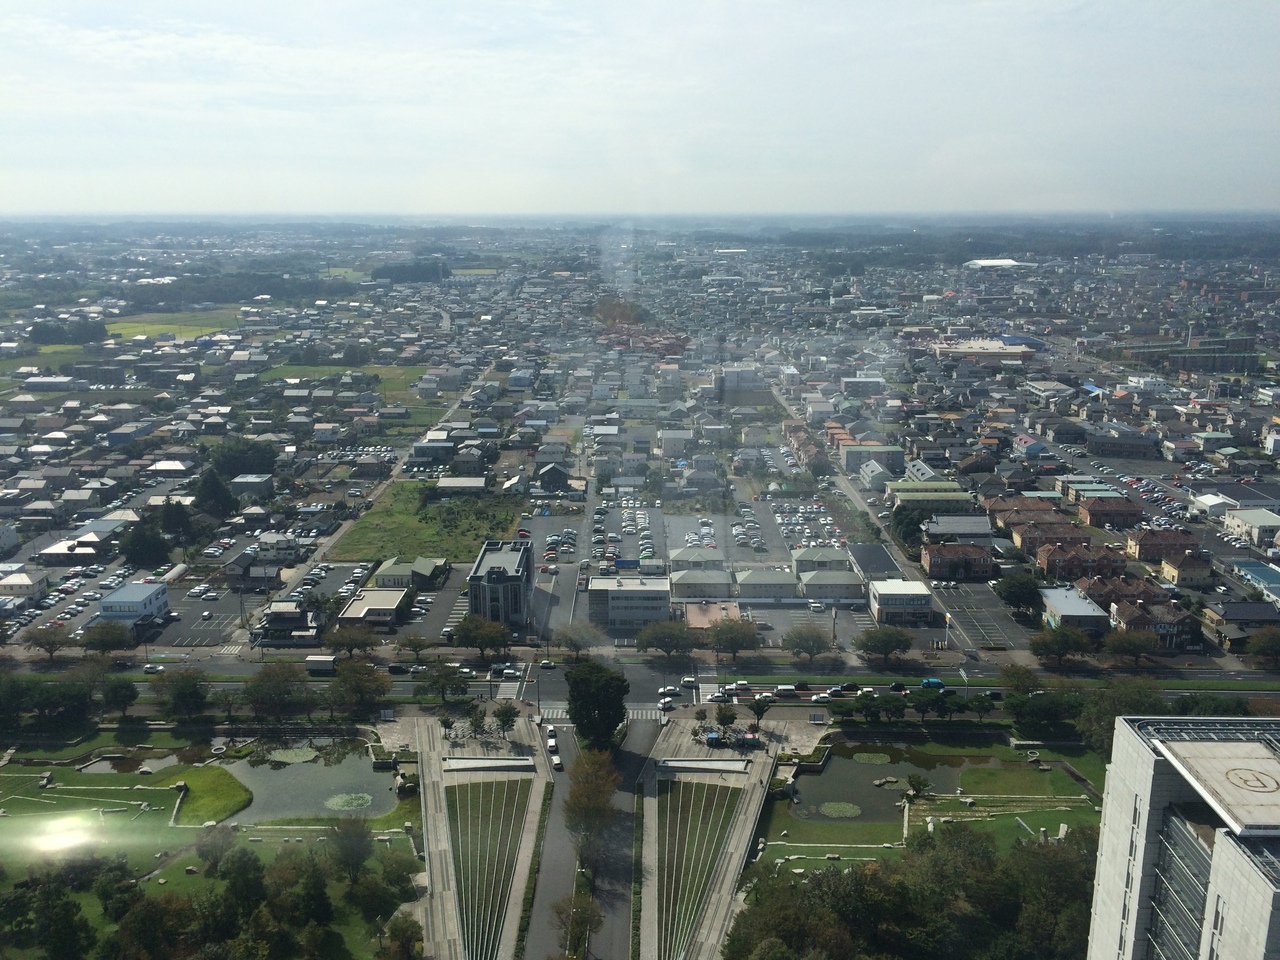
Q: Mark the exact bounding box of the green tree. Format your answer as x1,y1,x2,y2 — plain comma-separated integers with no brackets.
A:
395,634,432,662
1029,625,1094,668
707,618,759,662
83,620,135,655
417,661,468,703
565,660,630,751
194,470,239,519
211,437,278,479
196,824,237,873
330,817,375,884
220,846,266,917
782,624,831,663
747,695,771,726
152,667,209,719
635,621,694,661
454,613,510,660
101,675,139,719
906,689,945,720
563,749,621,869
33,881,96,960
1102,629,1159,667
1249,626,1280,668
555,622,605,660
853,625,912,668
551,892,603,956
384,912,423,960
1076,676,1167,756
25,624,73,663
852,691,882,721
159,498,193,543
968,693,996,722
324,624,376,659
493,700,519,739
993,571,1042,612
331,659,391,716
298,857,334,926
998,662,1043,695
120,520,173,566
242,661,308,719
715,703,738,732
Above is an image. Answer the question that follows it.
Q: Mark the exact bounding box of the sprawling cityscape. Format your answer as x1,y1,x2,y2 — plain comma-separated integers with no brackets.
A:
2,216,1280,960
5,1,1280,958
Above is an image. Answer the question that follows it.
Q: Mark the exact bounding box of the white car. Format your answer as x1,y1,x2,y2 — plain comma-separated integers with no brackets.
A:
546,737,558,753
658,685,680,696
811,693,832,703
680,675,698,687
143,663,164,674
658,697,675,710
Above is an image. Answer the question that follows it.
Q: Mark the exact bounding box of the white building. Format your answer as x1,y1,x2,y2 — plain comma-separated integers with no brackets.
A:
1224,508,1280,547
586,576,671,631
868,579,933,624
0,569,49,605
99,582,169,628
1087,717,1280,960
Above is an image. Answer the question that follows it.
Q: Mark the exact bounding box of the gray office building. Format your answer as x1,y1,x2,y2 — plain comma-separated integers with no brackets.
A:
1088,717,1280,960
467,540,533,630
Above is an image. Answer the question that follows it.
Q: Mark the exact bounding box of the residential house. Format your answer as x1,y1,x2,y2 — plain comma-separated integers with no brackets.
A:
919,542,994,581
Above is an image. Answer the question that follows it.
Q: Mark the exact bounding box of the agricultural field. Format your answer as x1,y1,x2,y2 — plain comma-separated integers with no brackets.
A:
445,778,532,960
655,780,741,960
329,483,520,561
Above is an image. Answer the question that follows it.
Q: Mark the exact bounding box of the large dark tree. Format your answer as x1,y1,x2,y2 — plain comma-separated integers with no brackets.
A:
1029,625,1094,669
120,520,172,567
993,571,1043,613
635,621,694,661
193,469,239,519
453,613,510,660
210,437,278,479
330,817,375,884
565,660,629,751
853,625,912,668
242,661,308,719
706,618,759,663
151,667,209,719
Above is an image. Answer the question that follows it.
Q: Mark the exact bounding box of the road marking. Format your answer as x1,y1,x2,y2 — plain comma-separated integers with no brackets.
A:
495,681,520,699
216,644,244,656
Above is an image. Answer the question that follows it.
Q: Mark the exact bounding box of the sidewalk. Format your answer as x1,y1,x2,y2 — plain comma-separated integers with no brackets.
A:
414,717,464,960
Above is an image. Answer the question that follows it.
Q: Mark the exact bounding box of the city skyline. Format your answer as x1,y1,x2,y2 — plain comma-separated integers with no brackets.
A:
3,1,1279,218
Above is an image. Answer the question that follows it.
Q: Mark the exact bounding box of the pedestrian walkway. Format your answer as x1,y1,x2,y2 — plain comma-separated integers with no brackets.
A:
215,644,244,656
538,703,663,721
415,719,464,960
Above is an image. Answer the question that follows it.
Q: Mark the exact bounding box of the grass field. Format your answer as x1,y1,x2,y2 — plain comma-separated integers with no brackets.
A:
104,309,240,340
329,483,520,561
656,780,741,960
446,777,532,960
756,798,903,847
959,764,1080,797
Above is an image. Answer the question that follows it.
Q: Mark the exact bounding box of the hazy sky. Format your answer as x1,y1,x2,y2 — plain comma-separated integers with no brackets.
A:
2,1,1277,217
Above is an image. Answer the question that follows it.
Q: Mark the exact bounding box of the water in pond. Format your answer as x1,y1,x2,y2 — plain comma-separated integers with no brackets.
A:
223,739,397,822
81,754,181,774
788,743,998,825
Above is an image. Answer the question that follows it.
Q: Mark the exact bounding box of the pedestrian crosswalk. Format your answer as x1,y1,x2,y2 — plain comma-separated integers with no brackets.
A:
444,595,469,631
496,681,520,700
216,644,245,656
539,705,663,721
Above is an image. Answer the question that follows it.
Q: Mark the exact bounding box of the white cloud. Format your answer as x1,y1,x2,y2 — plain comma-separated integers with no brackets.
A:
1,1,1278,214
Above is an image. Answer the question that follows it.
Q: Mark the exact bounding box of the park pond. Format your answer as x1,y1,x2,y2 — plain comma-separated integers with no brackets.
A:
788,742,1033,826
222,738,398,822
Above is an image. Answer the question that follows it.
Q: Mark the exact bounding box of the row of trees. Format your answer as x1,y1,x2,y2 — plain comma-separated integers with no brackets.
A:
0,658,398,730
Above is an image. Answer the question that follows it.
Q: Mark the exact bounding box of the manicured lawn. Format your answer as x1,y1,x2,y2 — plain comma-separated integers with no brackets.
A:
959,765,1079,798
261,795,423,835
330,483,520,561
446,777,532,960
156,766,253,825
655,780,741,960
756,797,903,848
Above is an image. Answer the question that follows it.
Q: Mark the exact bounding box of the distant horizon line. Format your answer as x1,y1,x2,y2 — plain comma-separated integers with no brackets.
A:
3,210,1280,225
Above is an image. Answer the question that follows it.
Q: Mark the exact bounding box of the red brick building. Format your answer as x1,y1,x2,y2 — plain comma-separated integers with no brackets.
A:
1036,543,1127,581
919,542,994,581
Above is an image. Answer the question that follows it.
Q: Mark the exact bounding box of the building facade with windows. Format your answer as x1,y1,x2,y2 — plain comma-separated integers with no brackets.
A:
1087,717,1280,960
467,540,533,630
586,576,671,630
